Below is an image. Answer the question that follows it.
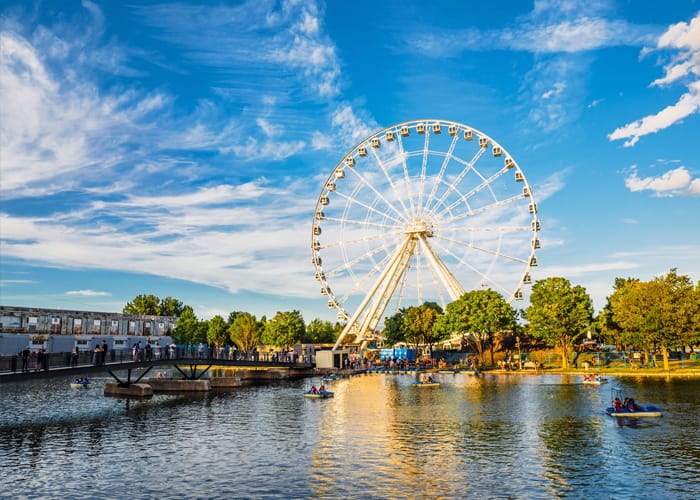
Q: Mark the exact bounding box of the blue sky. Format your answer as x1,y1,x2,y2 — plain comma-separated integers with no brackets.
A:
1,0,699,324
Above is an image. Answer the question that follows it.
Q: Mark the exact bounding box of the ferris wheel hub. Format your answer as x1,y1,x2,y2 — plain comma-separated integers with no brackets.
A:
404,218,434,237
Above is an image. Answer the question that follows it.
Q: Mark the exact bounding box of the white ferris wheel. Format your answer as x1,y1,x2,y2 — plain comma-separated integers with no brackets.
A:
311,119,540,350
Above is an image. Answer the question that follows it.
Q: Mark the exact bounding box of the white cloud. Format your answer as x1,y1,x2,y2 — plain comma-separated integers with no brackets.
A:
610,12,700,146
66,289,111,296
542,82,566,99
624,165,699,197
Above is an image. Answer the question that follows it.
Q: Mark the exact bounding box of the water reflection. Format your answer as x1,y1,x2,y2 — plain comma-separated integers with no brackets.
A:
1,373,700,498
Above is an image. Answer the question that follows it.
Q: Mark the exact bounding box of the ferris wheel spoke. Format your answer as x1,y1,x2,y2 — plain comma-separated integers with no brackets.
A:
395,132,418,218
440,193,526,225
345,157,408,223
417,128,431,212
423,134,459,216
436,165,510,218
332,189,405,227
434,234,529,264
429,236,516,297
368,144,413,219
318,230,402,251
323,215,403,233
428,147,486,215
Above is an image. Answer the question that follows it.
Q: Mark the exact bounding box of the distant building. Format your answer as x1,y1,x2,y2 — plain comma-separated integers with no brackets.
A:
0,305,176,355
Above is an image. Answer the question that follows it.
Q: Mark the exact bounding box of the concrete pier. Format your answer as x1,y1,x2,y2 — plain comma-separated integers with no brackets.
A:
210,376,242,388
145,378,211,391
104,382,153,397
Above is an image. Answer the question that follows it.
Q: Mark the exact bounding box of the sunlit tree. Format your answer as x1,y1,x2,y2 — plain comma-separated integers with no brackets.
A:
525,277,593,369
173,306,199,345
304,318,336,344
123,294,161,315
207,315,228,349
262,310,305,351
609,269,700,369
229,312,262,353
434,290,514,365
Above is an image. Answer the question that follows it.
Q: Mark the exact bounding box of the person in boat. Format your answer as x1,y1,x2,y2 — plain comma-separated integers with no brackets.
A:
626,398,641,411
310,385,318,394
613,398,623,411
427,376,433,383
319,385,326,393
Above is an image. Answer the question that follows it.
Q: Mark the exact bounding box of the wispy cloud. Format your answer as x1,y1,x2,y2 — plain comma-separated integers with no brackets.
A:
609,11,700,146
66,289,111,297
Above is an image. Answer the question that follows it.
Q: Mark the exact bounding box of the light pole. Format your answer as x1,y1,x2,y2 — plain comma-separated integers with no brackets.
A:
516,336,522,370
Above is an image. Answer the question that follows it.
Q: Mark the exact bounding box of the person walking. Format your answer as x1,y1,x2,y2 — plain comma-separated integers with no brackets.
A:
101,340,108,364
22,347,30,372
71,345,79,368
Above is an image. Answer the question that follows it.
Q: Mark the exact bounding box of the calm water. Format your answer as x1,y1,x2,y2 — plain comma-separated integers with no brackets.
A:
1,371,699,499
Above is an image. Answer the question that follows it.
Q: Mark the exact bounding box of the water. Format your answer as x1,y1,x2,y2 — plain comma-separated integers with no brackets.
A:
1,372,699,499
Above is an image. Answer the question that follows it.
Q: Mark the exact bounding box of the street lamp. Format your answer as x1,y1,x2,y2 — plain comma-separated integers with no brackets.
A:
516,336,522,370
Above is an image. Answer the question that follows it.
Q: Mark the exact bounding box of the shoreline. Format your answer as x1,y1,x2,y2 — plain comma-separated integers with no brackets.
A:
486,368,700,378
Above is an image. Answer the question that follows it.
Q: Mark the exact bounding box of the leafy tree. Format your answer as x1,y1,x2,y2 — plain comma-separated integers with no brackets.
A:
160,296,185,316
433,290,514,365
609,269,700,370
383,309,407,346
525,277,593,369
173,306,199,345
123,294,161,315
403,303,443,352
229,312,262,352
304,318,336,344
262,310,305,350
207,315,229,349
227,310,245,325
595,277,639,348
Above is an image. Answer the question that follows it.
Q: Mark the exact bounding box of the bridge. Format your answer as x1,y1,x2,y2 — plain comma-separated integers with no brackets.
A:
0,353,314,387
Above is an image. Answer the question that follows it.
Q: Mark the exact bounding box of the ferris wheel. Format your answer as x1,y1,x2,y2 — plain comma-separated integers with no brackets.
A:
311,119,540,349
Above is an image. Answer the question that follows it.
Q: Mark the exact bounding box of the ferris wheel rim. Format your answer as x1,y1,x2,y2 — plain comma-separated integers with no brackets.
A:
311,119,540,324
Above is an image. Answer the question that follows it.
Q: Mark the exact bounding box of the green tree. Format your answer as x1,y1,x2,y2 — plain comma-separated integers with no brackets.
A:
382,309,407,346
207,315,229,349
403,303,443,352
434,290,514,365
262,310,306,350
525,277,593,369
160,296,185,316
595,277,639,348
173,306,199,345
229,312,262,353
304,318,336,344
123,294,161,315
609,269,700,370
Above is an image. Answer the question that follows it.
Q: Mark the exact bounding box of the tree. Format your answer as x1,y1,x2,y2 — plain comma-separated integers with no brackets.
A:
609,269,700,370
595,277,639,348
160,296,185,317
207,315,229,349
173,306,199,345
304,318,336,344
434,290,514,365
382,309,407,346
229,312,262,352
525,277,593,369
123,294,161,315
262,310,305,350
403,304,443,352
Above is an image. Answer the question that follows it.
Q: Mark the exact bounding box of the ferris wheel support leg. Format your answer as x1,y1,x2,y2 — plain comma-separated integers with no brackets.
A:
332,236,413,351
355,238,417,348
418,234,465,300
